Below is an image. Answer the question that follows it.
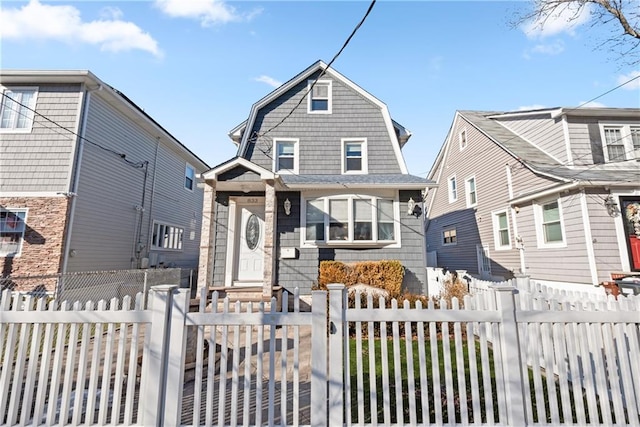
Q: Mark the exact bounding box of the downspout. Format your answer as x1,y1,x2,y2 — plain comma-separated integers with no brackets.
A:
144,137,161,265
132,161,149,268
61,86,97,274
505,164,526,274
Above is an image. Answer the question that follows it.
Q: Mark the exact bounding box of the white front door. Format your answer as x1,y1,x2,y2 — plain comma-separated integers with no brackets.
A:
234,199,265,285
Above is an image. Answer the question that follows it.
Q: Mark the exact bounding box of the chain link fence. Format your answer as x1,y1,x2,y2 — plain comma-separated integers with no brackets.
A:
0,268,196,309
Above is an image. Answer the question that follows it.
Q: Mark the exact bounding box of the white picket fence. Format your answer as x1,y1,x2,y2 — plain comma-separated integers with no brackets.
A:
1,280,639,426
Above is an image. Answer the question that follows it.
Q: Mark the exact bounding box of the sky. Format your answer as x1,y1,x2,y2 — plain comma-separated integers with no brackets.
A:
1,0,639,177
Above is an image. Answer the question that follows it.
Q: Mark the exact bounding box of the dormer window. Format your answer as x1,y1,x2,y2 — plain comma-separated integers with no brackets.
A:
342,138,367,174
308,80,332,114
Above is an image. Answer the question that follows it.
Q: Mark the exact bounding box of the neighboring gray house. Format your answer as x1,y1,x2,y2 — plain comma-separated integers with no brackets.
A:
0,70,209,282
424,107,640,290
198,61,434,298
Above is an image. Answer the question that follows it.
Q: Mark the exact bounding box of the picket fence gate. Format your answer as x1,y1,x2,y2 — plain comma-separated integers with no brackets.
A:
1,279,639,426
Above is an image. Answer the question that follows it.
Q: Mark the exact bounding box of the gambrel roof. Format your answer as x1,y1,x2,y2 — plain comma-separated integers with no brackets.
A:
229,60,412,174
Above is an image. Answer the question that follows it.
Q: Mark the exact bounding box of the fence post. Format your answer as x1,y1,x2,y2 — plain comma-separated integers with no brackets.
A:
327,284,345,426
310,290,328,427
162,287,190,426
493,285,528,426
140,284,177,427
142,271,149,309
514,274,530,292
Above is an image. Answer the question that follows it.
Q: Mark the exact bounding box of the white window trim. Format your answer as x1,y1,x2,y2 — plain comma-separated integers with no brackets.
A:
459,129,468,151
300,192,401,248
599,123,639,162
533,198,567,249
341,138,368,174
0,86,38,133
273,138,299,174
0,208,28,257
151,220,185,251
492,210,511,250
307,79,332,114
185,163,195,191
465,175,477,208
442,226,457,246
448,175,457,203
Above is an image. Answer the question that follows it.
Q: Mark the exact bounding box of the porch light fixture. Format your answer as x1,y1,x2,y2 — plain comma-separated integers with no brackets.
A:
284,198,291,216
407,197,415,215
604,195,619,217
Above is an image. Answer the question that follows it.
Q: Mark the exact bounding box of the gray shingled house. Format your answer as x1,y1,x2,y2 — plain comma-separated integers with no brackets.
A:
424,107,640,291
197,61,434,299
0,70,208,281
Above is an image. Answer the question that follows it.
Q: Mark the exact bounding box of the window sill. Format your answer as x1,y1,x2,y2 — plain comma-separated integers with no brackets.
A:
302,241,399,249
536,242,567,249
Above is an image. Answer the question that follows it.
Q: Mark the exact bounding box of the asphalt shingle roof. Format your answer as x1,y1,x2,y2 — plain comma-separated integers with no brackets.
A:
281,174,433,187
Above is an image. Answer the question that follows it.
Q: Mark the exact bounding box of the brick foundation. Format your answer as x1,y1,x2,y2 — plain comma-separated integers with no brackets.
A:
1,197,70,280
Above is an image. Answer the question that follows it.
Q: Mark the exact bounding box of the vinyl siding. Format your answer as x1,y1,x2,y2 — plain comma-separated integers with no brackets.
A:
246,71,402,175
66,92,204,272
496,114,566,163
276,190,426,295
586,189,624,279
515,192,592,284
0,84,81,192
426,115,548,279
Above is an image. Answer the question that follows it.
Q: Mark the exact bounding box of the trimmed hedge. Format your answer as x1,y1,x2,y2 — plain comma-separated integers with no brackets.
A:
318,260,404,298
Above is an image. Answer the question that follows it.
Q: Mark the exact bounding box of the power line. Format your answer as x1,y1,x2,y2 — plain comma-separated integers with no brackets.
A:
252,0,377,141
0,91,147,169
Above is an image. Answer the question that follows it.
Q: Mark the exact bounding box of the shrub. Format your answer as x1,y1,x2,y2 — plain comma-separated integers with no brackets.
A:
433,272,469,308
318,260,404,298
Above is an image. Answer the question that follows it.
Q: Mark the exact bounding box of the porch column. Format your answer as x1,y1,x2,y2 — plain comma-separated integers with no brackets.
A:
263,180,276,298
197,180,216,292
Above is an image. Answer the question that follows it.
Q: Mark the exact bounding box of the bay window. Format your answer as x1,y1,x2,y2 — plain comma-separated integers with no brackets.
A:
302,194,398,246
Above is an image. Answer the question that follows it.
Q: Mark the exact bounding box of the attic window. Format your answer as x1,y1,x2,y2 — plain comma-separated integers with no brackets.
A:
308,80,332,114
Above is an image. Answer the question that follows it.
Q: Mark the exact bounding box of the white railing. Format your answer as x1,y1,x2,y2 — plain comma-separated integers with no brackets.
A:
1,282,639,426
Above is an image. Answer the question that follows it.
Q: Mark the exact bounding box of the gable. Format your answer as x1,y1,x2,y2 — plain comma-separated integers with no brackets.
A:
218,166,261,183
234,61,409,175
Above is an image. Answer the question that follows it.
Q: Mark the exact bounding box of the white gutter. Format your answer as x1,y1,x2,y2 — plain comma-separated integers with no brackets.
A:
509,182,582,207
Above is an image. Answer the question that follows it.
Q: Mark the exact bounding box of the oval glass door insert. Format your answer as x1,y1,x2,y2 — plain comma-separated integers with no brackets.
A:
246,214,260,250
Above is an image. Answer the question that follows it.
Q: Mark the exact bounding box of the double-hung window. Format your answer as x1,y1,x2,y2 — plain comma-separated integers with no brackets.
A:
465,176,477,207
534,199,566,248
185,164,195,191
152,222,184,250
303,195,398,246
308,80,332,113
442,227,457,245
459,129,467,150
342,138,367,174
274,139,298,173
601,124,640,162
448,176,457,203
0,209,27,256
0,87,38,132
493,211,510,249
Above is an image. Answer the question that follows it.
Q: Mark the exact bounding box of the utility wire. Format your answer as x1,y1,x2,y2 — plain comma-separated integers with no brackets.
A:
0,91,147,169
252,0,377,141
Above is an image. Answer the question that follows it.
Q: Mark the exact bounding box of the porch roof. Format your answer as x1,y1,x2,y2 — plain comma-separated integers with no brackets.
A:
280,174,434,190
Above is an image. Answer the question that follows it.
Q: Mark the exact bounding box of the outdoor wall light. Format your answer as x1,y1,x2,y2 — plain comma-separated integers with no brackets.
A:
604,195,619,217
407,197,422,217
284,198,291,216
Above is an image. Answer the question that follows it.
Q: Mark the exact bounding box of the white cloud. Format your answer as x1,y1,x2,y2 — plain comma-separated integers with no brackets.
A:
254,75,282,88
155,0,261,26
0,0,161,57
518,104,547,111
617,71,640,90
531,40,565,55
521,3,592,39
578,101,607,108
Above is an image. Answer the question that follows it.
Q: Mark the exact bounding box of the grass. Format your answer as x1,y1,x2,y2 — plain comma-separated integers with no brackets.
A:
347,336,499,424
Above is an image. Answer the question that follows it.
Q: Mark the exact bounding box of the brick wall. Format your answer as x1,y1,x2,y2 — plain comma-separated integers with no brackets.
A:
1,197,70,280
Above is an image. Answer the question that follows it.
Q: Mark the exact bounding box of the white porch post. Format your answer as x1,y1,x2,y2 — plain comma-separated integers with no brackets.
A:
263,180,276,299
197,181,216,292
